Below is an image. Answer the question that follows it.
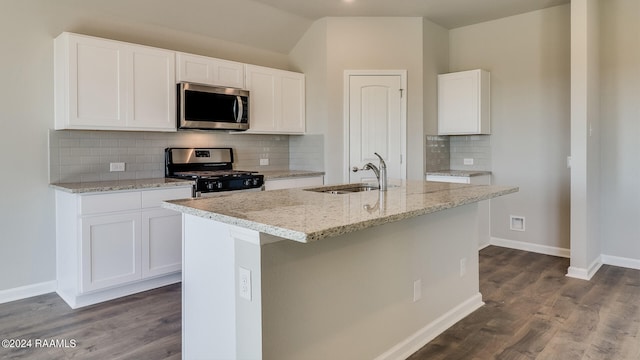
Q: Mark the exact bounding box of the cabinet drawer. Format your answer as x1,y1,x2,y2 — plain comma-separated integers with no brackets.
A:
80,192,141,215
141,187,193,208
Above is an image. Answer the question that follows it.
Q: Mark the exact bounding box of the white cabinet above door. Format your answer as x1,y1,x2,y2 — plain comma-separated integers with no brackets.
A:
54,32,176,132
176,52,245,89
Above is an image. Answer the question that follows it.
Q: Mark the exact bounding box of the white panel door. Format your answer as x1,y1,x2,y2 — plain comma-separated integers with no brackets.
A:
245,66,277,132
142,208,182,277
129,47,175,130
245,64,305,134
81,213,142,292
279,73,305,133
348,74,405,183
214,60,245,89
70,36,127,128
177,53,245,88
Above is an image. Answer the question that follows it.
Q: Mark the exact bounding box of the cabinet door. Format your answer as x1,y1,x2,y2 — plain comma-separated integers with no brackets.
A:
214,59,245,88
245,65,278,132
279,72,306,133
128,47,176,131
177,53,244,88
142,209,182,277
59,34,127,129
245,65,305,134
81,213,142,292
438,69,490,135
55,32,177,131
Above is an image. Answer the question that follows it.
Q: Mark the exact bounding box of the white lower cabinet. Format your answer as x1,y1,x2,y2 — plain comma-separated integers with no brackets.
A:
142,208,182,277
80,212,142,292
55,186,192,308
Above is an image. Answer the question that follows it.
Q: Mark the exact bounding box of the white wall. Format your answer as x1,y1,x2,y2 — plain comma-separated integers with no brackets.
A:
599,0,640,262
449,5,571,252
291,17,449,184
0,1,292,292
422,20,450,136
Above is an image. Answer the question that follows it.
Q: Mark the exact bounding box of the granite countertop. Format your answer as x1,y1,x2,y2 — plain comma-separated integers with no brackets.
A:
163,180,517,243
426,170,492,177
259,170,325,180
48,169,324,193
50,178,194,194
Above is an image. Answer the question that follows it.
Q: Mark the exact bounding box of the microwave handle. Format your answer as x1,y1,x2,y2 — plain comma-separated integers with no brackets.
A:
234,96,244,123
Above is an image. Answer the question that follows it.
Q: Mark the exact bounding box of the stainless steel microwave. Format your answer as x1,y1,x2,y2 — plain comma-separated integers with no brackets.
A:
177,82,249,131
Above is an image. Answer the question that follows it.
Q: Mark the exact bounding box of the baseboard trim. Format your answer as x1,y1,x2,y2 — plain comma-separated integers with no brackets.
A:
601,254,640,271
490,237,570,258
566,255,602,280
0,280,57,305
374,293,484,360
58,273,181,309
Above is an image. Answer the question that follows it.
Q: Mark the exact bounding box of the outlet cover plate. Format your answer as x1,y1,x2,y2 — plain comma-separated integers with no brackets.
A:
239,267,252,301
110,162,125,172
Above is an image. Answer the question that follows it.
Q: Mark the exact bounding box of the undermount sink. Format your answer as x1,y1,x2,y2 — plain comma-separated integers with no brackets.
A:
305,184,380,194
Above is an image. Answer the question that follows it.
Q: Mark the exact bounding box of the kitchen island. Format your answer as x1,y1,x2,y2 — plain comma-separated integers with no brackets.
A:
163,180,517,360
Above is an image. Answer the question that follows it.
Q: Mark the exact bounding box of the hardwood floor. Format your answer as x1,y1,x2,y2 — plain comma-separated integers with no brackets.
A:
409,246,640,360
1,246,639,359
0,284,181,360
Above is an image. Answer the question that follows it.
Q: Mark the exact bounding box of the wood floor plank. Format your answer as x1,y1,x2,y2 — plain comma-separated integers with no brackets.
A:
409,247,640,360
0,284,181,360
2,247,639,359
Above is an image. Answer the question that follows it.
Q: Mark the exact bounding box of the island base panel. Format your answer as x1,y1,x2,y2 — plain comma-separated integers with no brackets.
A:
183,203,482,359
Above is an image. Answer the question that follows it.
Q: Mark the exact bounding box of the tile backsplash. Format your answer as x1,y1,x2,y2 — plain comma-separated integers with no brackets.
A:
289,135,324,172
49,130,310,183
425,135,450,172
425,134,492,172
449,135,491,171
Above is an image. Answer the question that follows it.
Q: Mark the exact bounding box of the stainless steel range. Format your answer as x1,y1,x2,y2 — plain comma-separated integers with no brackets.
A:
165,147,264,197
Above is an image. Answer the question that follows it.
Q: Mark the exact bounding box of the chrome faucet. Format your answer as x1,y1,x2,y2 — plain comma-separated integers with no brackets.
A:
352,152,388,191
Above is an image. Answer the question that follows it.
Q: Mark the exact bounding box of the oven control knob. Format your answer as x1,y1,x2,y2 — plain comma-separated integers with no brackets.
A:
252,178,259,186
207,182,215,190
217,181,223,189
243,179,251,186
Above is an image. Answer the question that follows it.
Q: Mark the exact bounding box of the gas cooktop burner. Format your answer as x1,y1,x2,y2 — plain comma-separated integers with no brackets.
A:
165,148,264,195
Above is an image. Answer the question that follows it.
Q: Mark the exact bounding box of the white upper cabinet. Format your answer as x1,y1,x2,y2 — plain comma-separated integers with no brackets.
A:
176,52,245,88
438,69,490,135
54,32,176,132
245,64,305,134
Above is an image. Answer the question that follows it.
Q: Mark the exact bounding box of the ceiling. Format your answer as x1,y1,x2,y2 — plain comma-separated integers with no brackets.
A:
250,0,570,29
66,0,569,54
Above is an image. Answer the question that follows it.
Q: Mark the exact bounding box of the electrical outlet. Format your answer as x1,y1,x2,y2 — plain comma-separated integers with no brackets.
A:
463,158,474,166
239,267,252,301
109,162,125,172
413,279,422,302
460,258,467,277
260,158,269,166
